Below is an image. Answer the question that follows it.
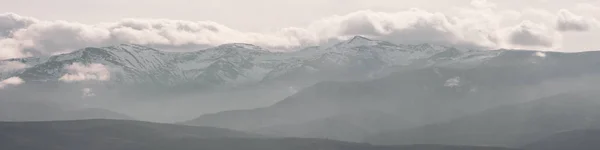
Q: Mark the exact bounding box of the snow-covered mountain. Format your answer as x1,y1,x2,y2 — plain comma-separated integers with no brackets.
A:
0,36,501,89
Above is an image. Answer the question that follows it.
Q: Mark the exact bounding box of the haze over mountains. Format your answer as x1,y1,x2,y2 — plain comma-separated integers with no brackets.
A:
184,45,600,144
2,36,600,150
366,92,600,146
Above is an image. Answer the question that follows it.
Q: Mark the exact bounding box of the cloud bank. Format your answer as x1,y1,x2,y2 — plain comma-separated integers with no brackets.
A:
59,63,110,82
0,76,24,89
0,0,599,59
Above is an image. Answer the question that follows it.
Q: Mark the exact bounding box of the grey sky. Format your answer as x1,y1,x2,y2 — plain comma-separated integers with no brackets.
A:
1,0,595,31
1,0,600,59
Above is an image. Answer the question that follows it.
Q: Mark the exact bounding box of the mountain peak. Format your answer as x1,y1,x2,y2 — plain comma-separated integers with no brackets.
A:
107,44,160,52
346,35,374,45
327,35,386,49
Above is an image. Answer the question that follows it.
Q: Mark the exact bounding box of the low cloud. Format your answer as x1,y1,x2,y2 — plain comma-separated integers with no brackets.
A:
59,63,110,82
0,61,28,72
0,38,31,59
0,76,24,89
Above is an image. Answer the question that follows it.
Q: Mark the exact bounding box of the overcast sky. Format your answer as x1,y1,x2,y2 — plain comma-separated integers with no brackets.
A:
1,0,600,59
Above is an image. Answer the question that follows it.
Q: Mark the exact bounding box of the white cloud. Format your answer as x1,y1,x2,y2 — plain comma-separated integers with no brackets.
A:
1,1,600,58
505,20,561,49
556,9,598,32
0,61,28,72
0,38,31,59
307,7,553,49
59,63,110,82
0,76,24,89
0,13,37,37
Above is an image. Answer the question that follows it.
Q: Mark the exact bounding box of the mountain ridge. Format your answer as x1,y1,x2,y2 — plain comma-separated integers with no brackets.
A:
1,36,484,89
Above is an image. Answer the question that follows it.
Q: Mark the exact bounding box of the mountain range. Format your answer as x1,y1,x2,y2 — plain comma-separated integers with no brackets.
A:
0,36,495,122
180,39,600,147
2,36,600,150
184,48,600,142
1,36,466,88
